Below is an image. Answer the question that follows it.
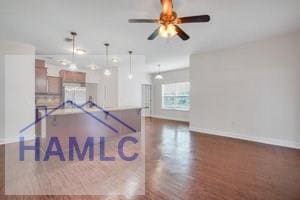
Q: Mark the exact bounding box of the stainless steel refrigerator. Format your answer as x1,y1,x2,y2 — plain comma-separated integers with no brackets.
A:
63,85,87,107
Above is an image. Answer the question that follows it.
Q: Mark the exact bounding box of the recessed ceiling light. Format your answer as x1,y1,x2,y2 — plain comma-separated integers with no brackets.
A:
75,48,87,55
88,64,99,70
57,59,70,66
111,58,119,63
44,56,53,60
61,61,67,66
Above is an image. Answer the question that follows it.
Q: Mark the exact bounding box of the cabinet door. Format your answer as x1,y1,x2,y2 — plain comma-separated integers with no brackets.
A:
35,59,45,68
77,72,86,83
35,67,47,93
72,72,79,82
47,76,62,94
59,70,86,83
65,71,74,82
71,72,85,83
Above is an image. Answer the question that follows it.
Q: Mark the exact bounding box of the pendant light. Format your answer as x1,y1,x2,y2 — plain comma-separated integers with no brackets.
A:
155,64,163,80
69,32,78,71
128,51,133,80
103,43,111,76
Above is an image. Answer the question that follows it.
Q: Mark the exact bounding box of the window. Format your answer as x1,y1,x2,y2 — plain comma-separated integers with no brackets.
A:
162,82,190,111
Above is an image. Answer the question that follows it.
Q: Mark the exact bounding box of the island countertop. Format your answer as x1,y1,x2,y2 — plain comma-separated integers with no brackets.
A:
41,106,142,116
36,106,142,140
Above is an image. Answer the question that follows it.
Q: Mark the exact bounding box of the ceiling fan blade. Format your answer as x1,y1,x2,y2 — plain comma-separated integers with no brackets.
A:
161,0,173,15
175,25,190,41
128,19,158,23
148,27,160,40
178,15,210,23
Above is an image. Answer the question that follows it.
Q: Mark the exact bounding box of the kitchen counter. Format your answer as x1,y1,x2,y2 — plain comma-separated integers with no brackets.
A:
37,106,142,147
45,106,142,116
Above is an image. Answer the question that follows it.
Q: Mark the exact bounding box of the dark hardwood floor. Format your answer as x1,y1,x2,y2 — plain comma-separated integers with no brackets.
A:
1,118,300,200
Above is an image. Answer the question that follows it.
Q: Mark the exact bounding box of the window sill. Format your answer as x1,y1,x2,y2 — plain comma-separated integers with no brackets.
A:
161,108,189,112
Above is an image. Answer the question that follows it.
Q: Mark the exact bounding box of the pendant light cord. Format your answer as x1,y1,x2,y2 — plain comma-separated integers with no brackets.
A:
72,35,75,59
70,32,77,63
158,64,161,75
105,43,109,67
129,51,132,73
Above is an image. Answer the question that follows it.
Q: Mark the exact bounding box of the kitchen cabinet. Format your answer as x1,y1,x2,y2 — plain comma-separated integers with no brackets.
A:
47,76,62,94
35,59,45,68
59,70,86,83
35,66,47,94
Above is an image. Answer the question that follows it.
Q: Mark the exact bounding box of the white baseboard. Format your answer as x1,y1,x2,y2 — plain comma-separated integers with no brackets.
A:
151,115,189,123
0,133,36,145
189,126,300,149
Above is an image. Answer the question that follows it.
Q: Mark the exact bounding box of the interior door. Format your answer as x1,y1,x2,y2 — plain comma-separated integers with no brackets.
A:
142,84,152,117
86,83,98,104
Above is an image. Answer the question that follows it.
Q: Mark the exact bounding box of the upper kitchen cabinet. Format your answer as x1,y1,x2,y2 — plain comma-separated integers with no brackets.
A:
47,76,62,94
59,70,86,83
35,59,45,68
35,60,47,94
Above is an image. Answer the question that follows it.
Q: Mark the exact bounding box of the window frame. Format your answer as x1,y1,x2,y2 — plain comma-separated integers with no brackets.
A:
161,82,190,111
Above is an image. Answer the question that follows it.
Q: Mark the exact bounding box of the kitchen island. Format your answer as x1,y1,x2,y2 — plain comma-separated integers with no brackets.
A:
37,106,142,148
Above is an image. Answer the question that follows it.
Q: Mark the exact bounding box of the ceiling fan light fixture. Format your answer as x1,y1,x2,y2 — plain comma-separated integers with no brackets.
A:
128,0,210,41
159,24,177,38
167,24,177,37
159,25,169,38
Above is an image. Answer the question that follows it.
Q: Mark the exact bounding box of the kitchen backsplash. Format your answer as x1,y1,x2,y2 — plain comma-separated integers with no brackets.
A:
36,95,61,107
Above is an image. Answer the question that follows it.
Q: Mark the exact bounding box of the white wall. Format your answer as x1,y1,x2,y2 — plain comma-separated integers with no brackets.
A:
152,68,189,122
99,67,119,108
190,31,300,149
0,47,4,140
118,56,151,107
0,40,35,143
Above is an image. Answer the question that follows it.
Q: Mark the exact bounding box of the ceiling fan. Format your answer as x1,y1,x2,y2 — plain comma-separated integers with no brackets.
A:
128,0,210,41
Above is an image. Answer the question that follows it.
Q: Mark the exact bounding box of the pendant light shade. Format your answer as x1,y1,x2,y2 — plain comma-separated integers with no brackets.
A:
128,74,133,79
69,32,78,71
128,51,133,80
104,43,111,76
69,63,77,71
104,69,112,76
155,64,163,80
155,74,163,80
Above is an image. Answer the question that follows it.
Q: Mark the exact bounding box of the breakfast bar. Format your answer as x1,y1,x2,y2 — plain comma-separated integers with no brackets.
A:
37,106,142,148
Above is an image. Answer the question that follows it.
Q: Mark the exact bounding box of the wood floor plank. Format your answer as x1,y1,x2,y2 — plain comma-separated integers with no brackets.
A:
0,118,299,199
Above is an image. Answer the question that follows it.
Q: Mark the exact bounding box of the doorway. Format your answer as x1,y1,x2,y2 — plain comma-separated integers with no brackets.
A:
142,84,152,117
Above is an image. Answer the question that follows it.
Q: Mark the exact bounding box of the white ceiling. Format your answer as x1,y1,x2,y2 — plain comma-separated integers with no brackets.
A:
1,0,300,73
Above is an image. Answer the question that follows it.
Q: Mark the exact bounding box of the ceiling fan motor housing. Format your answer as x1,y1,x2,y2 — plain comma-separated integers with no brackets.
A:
160,11,177,25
